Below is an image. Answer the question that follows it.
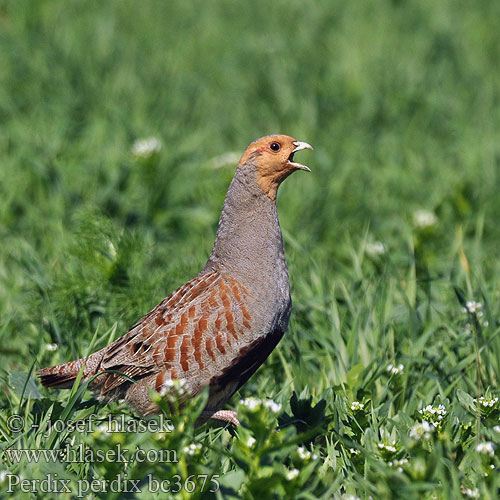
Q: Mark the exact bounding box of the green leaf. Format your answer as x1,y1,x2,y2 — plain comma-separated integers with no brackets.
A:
9,371,42,400
218,469,245,498
346,363,365,391
457,389,476,414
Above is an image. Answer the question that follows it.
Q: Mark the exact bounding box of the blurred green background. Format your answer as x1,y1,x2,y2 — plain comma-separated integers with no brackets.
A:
2,0,499,345
1,0,500,497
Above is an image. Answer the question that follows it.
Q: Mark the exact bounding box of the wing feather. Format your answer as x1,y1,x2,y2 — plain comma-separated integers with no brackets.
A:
96,271,235,395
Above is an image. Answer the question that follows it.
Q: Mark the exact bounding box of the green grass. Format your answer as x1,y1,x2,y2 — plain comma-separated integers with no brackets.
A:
1,0,500,498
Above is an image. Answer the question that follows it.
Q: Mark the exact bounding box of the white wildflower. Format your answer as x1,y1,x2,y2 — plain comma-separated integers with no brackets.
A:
245,436,256,448
95,423,111,436
476,442,495,457
159,378,189,398
0,470,12,483
410,421,435,441
377,442,397,453
388,457,408,472
286,468,300,480
297,446,312,460
132,137,162,158
350,401,365,411
239,397,262,411
463,488,480,499
210,152,240,169
349,448,360,456
263,399,282,413
296,446,318,461
387,363,404,375
419,404,447,426
473,396,498,408
493,425,500,433
239,398,280,413
365,241,387,257
463,301,483,314
413,210,437,228
182,443,202,456
45,343,58,351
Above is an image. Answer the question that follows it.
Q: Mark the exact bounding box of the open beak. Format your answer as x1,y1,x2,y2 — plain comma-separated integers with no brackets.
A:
288,141,313,172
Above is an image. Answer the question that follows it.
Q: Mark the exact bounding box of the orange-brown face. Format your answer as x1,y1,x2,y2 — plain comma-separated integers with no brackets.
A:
239,134,313,200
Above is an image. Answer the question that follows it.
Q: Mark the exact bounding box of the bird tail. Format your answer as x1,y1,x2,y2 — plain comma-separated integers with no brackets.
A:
37,358,86,389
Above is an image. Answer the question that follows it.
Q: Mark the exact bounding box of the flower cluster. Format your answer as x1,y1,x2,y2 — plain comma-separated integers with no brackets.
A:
365,241,387,256
182,443,202,456
387,363,404,375
239,397,261,411
377,441,397,453
463,301,483,314
132,137,162,158
413,210,437,228
263,400,282,413
350,401,365,411
387,457,408,473
463,300,483,314
473,396,498,408
245,436,256,448
239,397,282,414
419,404,447,427
159,378,190,399
296,446,318,461
462,487,480,499
476,442,495,457
45,343,58,351
473,395,499,417
286,468,300,480
410,421,435,441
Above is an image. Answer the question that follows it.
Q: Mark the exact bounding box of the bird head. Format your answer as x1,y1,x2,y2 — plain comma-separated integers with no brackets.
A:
239,134,313,200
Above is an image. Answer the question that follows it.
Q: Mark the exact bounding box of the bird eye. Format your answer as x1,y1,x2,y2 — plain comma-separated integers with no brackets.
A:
270,142,281,152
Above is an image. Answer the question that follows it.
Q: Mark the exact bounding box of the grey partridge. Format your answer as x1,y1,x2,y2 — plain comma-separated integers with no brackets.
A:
37,134,313,425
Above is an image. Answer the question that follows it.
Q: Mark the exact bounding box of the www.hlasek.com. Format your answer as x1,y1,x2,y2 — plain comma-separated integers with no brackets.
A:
5,473,220,496
4,443,178,464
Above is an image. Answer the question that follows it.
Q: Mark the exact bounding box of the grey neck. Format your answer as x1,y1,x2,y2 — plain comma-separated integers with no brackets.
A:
204,162,288,285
